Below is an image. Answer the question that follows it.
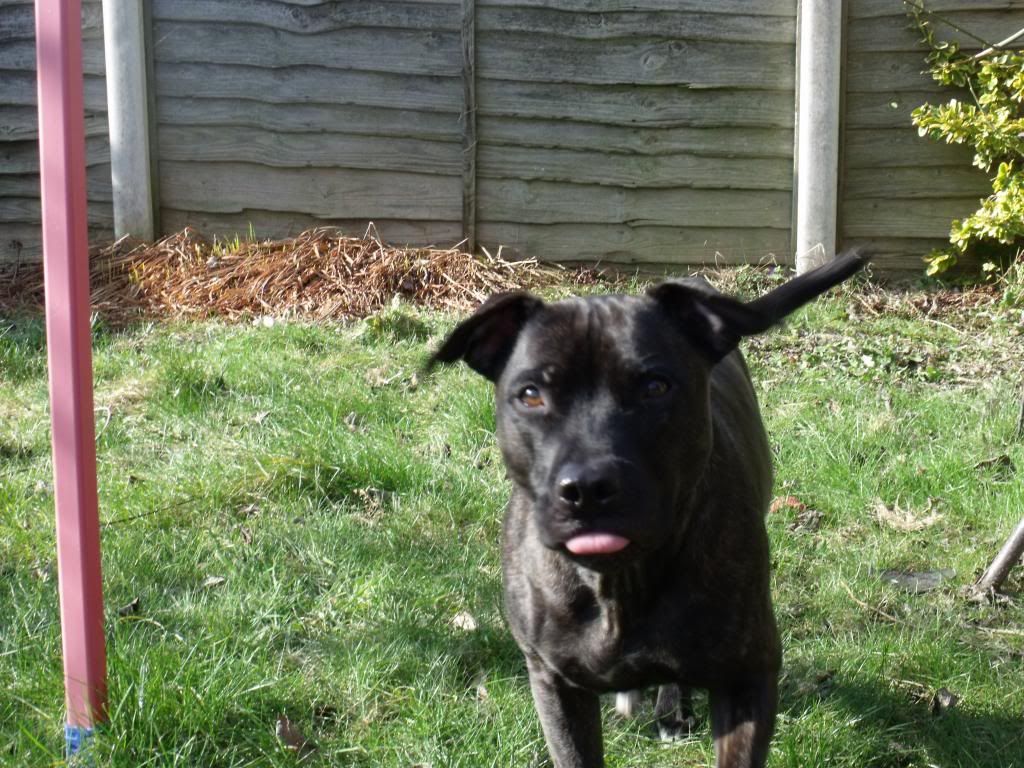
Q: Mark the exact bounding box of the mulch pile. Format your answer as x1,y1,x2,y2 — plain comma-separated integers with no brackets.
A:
0,226,588,323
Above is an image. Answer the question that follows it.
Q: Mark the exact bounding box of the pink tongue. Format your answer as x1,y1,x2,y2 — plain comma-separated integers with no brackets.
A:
565,533,631,556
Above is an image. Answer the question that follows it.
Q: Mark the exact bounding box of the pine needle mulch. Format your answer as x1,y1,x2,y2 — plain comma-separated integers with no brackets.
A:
0,227,587,323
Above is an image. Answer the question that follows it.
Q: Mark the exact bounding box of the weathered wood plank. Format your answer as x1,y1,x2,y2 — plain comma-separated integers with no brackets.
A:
843,90,970,129
0,165,113,199
848,10,1024,52
841,197,982,238
0,71,108,110
155,98,460,142
846,51,941,93
1,137,111,174
477,34,794,87
158,208,464,248
479,117,793,157
850,0,1024,20
151,21,460,77
0,197,113,226
478,80,794,127
151,0,461,34
478,0,795,15
477,222,791,263
477,144,792,190
153,63,462,114
844,128,977,168
478,179,791,227
159,162,462,220
0,0,102,42
0,105,108,142
844,165,989,199
0,38,106,74
476,7,794,42
158,126,461,175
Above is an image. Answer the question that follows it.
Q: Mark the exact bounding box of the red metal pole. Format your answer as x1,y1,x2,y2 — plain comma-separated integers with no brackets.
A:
34,0,108,754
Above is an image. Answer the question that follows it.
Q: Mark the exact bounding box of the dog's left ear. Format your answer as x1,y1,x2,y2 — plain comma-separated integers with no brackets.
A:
428,291,543,381
649,250,869,362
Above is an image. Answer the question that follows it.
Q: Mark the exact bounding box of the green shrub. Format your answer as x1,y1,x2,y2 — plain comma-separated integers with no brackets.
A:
907,1,1024,277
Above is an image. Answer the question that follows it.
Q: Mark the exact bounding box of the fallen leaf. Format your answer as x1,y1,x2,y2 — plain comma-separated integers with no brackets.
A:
770,495,807,514
873,500,943,531
452,611,478,632
253,411,271,424
202,575,226,589
275,714,316,755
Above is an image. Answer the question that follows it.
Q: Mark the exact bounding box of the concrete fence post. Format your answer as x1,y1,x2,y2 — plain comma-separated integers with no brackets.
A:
794,0,843,273
102,0,154,240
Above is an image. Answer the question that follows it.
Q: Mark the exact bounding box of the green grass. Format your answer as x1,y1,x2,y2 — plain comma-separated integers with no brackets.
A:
2,278,1023,767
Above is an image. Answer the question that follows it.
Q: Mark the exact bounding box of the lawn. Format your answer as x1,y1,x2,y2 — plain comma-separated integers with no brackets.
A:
2,271,1023,767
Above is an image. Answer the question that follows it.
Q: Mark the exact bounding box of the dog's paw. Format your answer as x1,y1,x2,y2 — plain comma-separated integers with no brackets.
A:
615,690,643,719
657,713,698,743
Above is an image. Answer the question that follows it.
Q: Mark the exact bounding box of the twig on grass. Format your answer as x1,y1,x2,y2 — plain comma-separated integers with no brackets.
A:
840,581,902,624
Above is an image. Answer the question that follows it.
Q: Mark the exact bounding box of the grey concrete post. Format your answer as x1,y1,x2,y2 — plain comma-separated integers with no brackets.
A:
102,0,154,240
794,0,842,273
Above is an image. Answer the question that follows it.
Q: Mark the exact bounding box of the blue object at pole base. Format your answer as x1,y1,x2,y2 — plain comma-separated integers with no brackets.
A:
65,724,95,761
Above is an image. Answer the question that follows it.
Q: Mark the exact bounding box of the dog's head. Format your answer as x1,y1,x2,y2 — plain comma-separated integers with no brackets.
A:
429,253,867,568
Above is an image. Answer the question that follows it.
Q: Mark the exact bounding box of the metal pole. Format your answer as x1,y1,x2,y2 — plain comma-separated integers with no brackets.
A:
102,0,155,240
34,0,108,757
794,0,843,273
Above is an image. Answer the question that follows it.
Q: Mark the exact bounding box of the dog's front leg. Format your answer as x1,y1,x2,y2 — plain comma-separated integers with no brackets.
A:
709,676,777,768
525,657,603,768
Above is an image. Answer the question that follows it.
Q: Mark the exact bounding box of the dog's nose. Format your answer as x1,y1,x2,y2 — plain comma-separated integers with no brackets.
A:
555,462,621,511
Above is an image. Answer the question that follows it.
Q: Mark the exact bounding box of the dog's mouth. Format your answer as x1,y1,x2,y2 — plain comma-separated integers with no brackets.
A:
563,532,631,556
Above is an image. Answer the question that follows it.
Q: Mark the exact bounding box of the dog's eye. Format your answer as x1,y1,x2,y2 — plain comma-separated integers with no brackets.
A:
518,385,545,408
640,375,672,399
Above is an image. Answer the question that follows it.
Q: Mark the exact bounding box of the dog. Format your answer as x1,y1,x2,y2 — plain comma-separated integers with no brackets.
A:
429,253,867,768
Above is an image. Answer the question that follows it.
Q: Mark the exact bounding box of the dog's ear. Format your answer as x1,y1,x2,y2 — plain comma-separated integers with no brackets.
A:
428,291,543,381
649,250,868,362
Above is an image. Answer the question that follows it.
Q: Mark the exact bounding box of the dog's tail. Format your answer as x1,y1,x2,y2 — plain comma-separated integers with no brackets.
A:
742,249,869,332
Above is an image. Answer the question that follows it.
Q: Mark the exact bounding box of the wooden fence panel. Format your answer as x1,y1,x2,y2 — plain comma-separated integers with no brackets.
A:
0,0,112,265
475,0,796,266
148,0,465,245
839,0,1024,271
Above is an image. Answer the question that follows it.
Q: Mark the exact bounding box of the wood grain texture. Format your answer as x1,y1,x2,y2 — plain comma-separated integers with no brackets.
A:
151,0,461,33
477,80,794,127
477,179,791,227
478,0,796,14
842,197,983,239
155,98,460,141
850,0,1024,20
478,118,793,157
844,128,978,168
158,162,462,220
477,144,792,190
477,222,791,263
153,63,462,114
477,34,793,87
151,20,461,77
848,10,1024,52
157,125,461,175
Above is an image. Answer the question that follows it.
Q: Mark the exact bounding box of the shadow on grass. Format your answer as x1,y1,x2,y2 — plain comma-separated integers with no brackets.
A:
781,666,1024,767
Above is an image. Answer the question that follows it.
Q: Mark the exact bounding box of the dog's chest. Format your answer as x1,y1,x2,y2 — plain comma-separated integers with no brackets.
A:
521,577,692,691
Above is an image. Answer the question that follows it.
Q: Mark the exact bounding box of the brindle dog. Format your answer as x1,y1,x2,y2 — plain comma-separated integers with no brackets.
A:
430,253,867,768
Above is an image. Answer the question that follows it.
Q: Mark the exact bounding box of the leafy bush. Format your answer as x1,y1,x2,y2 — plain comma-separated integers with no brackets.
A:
907,1,1024,276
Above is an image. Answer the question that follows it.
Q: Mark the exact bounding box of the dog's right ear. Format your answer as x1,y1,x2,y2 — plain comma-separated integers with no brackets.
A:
427,291,543,381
